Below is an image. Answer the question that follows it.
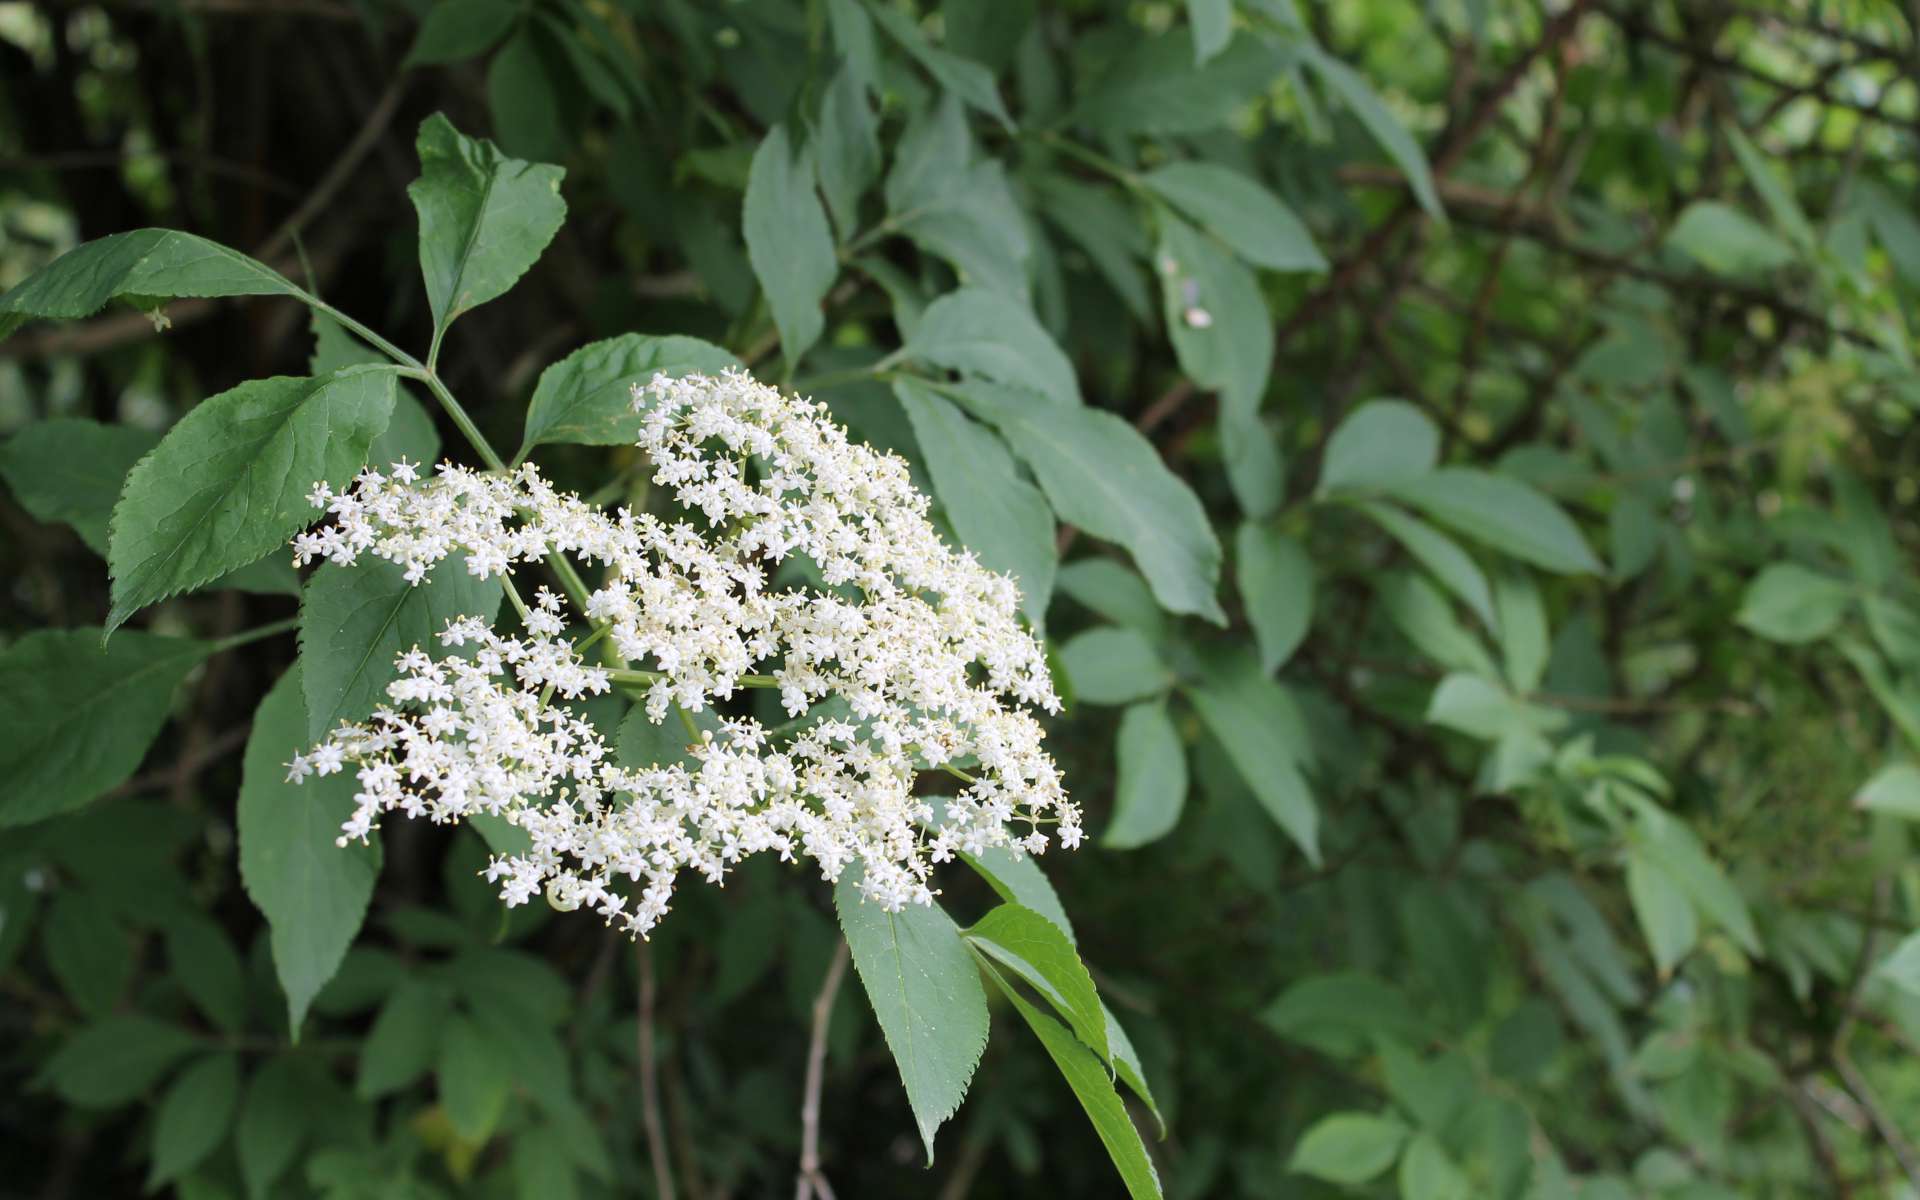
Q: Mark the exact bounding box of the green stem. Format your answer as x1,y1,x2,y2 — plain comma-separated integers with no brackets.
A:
547,554,597,614
212,616,298,654
606,667,781,689
499,574,532,622
1032,130,1144,193
304,295,429,377
390,366,508,474
790,363,882,394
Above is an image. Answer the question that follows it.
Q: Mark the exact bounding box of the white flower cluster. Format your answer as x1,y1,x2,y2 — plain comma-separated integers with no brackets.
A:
288,369,1077,935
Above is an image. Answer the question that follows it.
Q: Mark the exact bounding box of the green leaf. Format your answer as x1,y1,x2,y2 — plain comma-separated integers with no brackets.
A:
1302,45,1443,222
1856,763,1920,820
369,389,443,468
1186,660,1318,862
907,289,1080,406
1355,501,1495,629
299,552,503,739
1381,468,1602,575
1156,211,1272,426
1074,31,1278,135
38,1015,202,1107
1625,848,1697,977
965,903,1108,1062
813,65,881,239
618,703,716,771
238,667,381,1033
1318,400,1439,495
0,418,158,554
408,112,567,339
895,379,1055,627
1034,174,1154,322
959,847,1076,944
1060,626,1172,705
513,1126,582,1200
165,916,247,1032
865,2,1012,130
1105,699,1188,850
1056,559,1168,639
1398,1131,1471,1200
149,1052,240,1190
1220,411,1285,520
45,890,131,1015
744,124,840,368
520,332,739,452
0,228,303,342
1493,569,1548,693
1736,562,1851,644
834,871,989,1163
954,382,1224,623
1667,201,1796,275
486,29,567,162
1235,524,1312,672
1144,162,1324,272
358,979,445,1098
237,1058,311,1200
1425,672,1558,742
1289,1111,1409,1185
1725,124,1816,249
883,94,1029,300
1620,793,1759,956
405,0,519,66
1102,1003,1166,1130
1262,972,1430,1056
0,628,210,827
1186,0,1232,62
439,1014,512,1141
981,962,1163,1199
106,367,399,633
1879,933,1920,997
1381,573,1498,679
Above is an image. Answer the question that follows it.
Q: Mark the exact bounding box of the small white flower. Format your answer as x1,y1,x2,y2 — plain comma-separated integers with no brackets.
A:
288,369,1075,936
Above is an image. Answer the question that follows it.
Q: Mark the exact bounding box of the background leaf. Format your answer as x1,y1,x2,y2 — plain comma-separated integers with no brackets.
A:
0,629,209,827
743,124,840,368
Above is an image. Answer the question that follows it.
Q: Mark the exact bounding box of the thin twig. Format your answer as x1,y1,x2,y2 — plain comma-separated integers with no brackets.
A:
637,941,677,1200
1,76,403,360
795,941,851,1200
257,76,405,262
0,150,299,194
1828,880,1920,1189
104,0,362,19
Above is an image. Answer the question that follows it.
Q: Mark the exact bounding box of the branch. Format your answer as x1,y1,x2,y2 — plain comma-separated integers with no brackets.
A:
1272,0,1594,359
102,0,362,19
0,149,299,195
0,76,404,360
794,941,851,1200
1601,2,1920,137
1829,880,1920,1190
637,941,677,1200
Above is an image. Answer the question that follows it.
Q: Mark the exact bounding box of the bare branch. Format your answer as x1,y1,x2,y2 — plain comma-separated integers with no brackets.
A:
795,941,851,1200
638,941,677,1200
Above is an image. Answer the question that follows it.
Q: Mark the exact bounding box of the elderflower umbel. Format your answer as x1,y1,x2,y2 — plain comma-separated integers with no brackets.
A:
287,369,1078,936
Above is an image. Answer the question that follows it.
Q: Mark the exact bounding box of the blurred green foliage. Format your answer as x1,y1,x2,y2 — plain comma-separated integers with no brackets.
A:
6,1,1920,1197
